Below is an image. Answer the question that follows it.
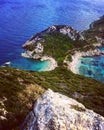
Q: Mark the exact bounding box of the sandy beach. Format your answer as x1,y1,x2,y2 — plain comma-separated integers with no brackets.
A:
21,51,58,71
67,52,81,74
40,56,58,71
67,49,104,74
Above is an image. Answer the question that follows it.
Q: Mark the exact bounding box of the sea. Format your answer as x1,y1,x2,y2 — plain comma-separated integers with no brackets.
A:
0,0,104,81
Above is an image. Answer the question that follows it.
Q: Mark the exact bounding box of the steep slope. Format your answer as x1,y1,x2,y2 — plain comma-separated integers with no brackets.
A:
84,16,104,43
1,16,104,130
0,67,45,130
90,15,104,38
0,67,104,129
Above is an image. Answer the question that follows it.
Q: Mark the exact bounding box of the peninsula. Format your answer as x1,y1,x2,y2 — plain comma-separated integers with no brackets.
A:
0,16,104,130
22,16,104,74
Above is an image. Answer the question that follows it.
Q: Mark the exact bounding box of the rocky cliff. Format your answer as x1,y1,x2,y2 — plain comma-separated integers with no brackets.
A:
90,15,104,35
23,25,84,49
22,89,104,130
84,16,104,44
1,17,104,130
22,25,84,61
21,16,104,66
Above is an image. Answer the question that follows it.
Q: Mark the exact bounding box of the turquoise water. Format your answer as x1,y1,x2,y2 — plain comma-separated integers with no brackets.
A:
78,47,104,82
99,47,104,52
11,58,50,71
0,0,104,80
78,55,104,82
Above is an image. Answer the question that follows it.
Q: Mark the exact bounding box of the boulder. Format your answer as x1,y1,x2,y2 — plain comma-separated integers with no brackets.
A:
22,89,104,130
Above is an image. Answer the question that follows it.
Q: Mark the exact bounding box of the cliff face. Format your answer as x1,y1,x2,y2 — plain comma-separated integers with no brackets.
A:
22,89,104,130
22,25,84,49
84,16,104,44
90,15,104,34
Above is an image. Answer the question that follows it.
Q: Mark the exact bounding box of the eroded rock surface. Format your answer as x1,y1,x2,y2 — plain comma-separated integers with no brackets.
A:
22,25,84,49
21,25,84,60
22,89,104,130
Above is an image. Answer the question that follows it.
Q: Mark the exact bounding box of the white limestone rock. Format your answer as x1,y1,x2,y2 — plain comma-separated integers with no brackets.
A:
22,89,104,130
34,43,44,53
22,25,85,49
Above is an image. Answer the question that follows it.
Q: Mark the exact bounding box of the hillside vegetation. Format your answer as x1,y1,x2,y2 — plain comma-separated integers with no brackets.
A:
1,17,104,129
0,67,104,129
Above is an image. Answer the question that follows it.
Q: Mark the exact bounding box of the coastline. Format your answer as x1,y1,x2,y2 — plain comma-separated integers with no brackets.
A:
67,52,81,74
21,52,58,71
67,49,104,74
40,56,58,71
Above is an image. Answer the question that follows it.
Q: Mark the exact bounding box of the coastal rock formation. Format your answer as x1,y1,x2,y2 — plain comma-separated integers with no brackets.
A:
84,16,104,44
66,16,104,74
22,25,84,59
21,25,85,71
21,16,104,73
22,25,84,49
22,89,104,130
90,15,104,36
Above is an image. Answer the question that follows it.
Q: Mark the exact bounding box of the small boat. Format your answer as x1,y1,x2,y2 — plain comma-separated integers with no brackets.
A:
4,61,11,66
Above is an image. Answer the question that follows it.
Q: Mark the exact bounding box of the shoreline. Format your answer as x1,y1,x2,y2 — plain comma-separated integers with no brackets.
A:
67,49,104,74
40,56,58,71
67,52,81,74
21,52,58,71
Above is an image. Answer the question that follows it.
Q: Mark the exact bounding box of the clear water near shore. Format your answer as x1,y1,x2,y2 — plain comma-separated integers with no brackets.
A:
0,0,104,81
78,56,104,82
2,53,51,71
11,58,51,71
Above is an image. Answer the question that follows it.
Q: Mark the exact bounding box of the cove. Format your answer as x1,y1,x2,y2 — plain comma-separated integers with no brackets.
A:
78,55,104,83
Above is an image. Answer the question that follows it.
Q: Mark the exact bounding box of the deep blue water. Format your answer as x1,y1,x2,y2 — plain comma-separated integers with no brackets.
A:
0,0,104,80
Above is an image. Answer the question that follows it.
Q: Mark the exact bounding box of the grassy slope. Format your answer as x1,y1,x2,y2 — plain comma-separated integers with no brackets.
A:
0,67,45,130
34,67,104,116
0,66,104,129
0,32,104,129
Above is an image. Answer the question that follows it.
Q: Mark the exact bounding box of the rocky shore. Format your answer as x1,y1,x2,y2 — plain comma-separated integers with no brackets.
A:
65,16,104,75
21,52,58,71
21,25,84,71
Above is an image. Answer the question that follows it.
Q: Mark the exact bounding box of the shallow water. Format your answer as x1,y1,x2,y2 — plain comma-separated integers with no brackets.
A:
11,58,50,71
78,55,104,82
0,0,104,79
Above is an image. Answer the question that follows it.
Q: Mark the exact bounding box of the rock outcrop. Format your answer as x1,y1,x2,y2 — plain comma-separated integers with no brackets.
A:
22,25,84,49
22,89,104,130
22,25,84,60
21,25,85,71
90,15,104,34
84,16,104,44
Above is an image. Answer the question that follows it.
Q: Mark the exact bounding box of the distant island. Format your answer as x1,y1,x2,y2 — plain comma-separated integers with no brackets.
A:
0,16,104,130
